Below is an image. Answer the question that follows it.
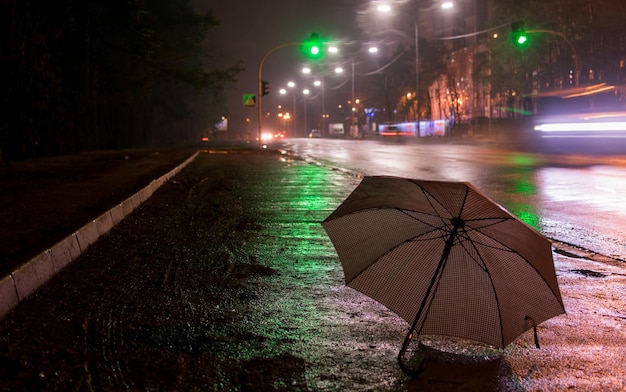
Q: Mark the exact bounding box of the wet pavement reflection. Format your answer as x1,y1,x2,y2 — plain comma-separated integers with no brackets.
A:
284,138,626,260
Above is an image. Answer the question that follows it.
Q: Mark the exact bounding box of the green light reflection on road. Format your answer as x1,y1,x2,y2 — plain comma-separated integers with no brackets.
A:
503,153,542,231
241,156,363,375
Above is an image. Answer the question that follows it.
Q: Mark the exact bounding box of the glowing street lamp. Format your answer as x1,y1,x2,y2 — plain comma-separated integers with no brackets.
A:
280,82,298,136
303,89,311,137
378,5,418,123
377,2,455,126
441,2,454,10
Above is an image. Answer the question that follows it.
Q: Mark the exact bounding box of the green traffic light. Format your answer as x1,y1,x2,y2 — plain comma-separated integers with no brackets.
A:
511,21,528,47
302,33,326,60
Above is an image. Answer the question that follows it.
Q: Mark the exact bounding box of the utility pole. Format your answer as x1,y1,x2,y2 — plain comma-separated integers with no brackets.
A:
257,42,299,149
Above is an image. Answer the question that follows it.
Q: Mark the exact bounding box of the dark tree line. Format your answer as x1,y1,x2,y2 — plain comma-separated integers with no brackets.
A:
0,0,242,162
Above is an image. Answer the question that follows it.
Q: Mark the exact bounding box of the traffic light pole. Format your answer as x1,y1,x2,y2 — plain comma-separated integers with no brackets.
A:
257,42,299,150
437,23,581,89
527,29,580,88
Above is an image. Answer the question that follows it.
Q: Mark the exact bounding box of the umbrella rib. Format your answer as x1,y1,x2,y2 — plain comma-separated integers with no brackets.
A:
411,182,458,227
453,226,508,347
457,221,517,253
465,216,514,228
345,208,452,298
477,227,566,312
425,196,452,228
397,208,453,235
410,186,470,337
376,226,449,262
456,222,565,347
463,221,564,306
471,240,505,347
348,218,449,295
412,216,465,336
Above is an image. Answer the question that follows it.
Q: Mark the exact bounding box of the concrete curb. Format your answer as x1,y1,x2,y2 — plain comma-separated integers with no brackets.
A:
0,151,199,319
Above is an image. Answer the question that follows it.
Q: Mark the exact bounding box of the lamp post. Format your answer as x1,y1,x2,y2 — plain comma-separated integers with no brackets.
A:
378,2,454,134
527,29,580,88
412,16,419,126
313,79,325,136
257,42,300,149
279,81,297,137
351,59,356,136
341,55,372,138
378,5,419,125
303,88,310,137
277,112,291,134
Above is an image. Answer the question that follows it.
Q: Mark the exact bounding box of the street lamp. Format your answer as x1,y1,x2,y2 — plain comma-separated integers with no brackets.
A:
378,2,455,131
344,49,378,138
280,82,297,136
351,59,356,136
441,1,454,10
312,79,327,135
277,112,291,134
303,89,310,137
377,5,419,125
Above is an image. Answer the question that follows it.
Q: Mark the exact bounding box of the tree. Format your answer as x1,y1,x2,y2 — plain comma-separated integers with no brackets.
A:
0,0,242,161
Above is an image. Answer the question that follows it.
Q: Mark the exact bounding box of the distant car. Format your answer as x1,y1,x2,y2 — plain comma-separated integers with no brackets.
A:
309,129,321,138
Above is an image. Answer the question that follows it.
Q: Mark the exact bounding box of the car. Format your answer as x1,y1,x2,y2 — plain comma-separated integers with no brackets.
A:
309,129,321,138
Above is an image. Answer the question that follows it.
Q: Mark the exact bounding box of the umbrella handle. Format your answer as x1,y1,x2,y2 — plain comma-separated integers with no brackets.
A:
397,329,425,376
525,316,541,349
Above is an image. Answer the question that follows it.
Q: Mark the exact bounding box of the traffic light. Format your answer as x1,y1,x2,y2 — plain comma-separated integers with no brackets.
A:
301,33,325,60
262,80,270,96
511,21,528,47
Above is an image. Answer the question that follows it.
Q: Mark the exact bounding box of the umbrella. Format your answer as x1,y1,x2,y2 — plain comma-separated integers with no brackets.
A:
322,176,565,374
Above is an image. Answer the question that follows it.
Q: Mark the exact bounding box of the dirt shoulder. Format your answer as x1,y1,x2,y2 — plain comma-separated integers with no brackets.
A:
0,147,197,276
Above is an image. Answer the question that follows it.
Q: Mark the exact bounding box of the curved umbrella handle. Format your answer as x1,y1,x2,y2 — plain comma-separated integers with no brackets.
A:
397,329,425,376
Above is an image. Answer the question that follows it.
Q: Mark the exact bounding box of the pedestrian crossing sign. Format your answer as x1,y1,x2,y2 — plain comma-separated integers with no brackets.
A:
243,94,256,107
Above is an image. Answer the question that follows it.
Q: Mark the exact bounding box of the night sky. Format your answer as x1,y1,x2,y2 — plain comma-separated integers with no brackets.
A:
195,0,404,130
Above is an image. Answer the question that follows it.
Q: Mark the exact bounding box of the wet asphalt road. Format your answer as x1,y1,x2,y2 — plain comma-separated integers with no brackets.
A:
282,137,626,261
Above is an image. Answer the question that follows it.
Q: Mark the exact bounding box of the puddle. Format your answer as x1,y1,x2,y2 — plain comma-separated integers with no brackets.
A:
569,269,607,278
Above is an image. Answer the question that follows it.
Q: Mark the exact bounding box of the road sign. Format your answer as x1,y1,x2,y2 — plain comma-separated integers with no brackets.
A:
243,94,256,107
